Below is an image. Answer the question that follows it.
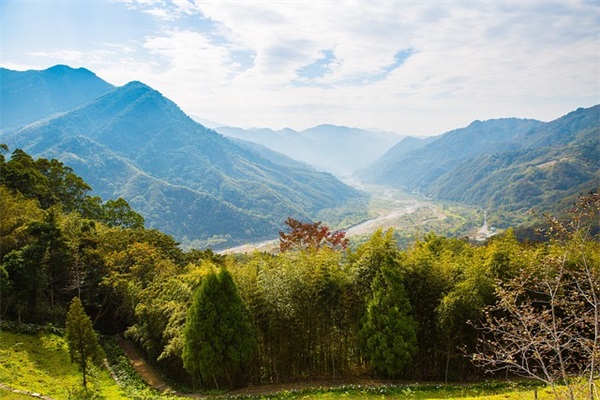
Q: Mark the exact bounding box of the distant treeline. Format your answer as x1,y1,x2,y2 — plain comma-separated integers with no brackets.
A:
1,146,597,390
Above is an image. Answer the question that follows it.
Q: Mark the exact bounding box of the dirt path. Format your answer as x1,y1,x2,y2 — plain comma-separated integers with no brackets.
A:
113,335,172,393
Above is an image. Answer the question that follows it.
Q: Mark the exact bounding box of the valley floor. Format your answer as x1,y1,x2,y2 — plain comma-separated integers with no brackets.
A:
221,184,482,254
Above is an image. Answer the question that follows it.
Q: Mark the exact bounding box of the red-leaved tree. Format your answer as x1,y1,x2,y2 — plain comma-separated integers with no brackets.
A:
279,217,349,252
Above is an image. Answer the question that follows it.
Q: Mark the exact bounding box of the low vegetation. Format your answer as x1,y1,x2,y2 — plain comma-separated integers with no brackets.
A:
0,328,127,399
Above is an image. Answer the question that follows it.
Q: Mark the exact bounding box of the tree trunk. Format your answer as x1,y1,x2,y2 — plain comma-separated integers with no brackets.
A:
82,358,87,388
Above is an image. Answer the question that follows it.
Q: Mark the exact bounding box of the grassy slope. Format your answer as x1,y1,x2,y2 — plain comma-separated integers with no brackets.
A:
0,330,128,399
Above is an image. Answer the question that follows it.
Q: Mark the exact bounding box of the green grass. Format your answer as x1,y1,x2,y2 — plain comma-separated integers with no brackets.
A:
0,330,129,399
221,382,560,399
0,387,33,399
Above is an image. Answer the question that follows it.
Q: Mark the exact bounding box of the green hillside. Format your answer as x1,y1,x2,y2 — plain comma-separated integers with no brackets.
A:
359,106,599,225
2,70,365,248
1,145,597,398
0,329,128,399
0,329,559,399
359,118,543,190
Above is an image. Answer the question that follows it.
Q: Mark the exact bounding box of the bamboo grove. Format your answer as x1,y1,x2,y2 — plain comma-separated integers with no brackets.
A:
1,147,598,392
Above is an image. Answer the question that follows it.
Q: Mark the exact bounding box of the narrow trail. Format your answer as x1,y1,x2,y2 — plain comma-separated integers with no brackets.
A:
112,336,212,398
113,335,172,393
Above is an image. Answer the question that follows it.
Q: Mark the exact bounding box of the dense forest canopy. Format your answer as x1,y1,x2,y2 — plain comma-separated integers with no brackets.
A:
0,147,597,396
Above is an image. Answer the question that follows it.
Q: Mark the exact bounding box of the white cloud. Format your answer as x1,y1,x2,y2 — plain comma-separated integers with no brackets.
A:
5,0,598,135
112,0,196,20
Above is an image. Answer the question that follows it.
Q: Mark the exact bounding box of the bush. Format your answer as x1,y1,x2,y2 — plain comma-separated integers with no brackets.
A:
0,319,64,336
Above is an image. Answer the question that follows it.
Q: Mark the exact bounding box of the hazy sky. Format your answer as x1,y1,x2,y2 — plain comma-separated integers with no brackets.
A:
1,0,598,135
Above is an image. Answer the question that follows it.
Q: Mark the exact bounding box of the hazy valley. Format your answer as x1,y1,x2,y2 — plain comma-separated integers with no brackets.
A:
2,65,597,250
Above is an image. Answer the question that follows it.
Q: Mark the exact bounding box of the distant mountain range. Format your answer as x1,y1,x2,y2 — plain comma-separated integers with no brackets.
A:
359,106,599,225
2,64,597,244
213,124,401,176
0,65,114,130
0,66,365,248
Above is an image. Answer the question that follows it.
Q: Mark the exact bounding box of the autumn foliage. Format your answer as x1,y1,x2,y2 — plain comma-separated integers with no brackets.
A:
278,217,349,252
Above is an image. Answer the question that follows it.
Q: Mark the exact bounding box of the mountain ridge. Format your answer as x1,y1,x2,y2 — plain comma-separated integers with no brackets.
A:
214,123,402,176
0,65,114,130
1,66,364,248
359,105,599,225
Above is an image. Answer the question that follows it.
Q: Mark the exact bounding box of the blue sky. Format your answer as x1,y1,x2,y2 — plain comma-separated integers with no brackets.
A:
1,0,598,135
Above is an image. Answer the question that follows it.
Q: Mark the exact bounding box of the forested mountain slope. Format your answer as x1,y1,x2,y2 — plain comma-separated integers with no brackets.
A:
0,65,114,130
358,118,544,190
359,106,599,223
428,106,599,214
1,69,363,247
214,124,401,176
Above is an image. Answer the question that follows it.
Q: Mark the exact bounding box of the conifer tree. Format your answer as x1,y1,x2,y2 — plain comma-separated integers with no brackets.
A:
65,297,103,388
360,259,418,377
183,269,256,388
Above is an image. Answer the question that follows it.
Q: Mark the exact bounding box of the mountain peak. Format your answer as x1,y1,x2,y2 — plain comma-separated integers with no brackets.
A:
122,80,153,90
44,64,101,79
308,124,353,132
0,65,114,130
46,64,83,73
116,81,171,105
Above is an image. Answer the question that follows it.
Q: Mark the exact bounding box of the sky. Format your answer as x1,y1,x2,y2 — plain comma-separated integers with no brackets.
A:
1,0,598,136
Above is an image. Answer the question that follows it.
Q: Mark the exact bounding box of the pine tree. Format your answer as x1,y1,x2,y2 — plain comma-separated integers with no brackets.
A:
360,259,418,377
65,297,103,388
183,269,256,388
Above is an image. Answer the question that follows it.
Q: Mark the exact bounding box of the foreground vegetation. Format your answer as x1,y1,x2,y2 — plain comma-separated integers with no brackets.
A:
0,147,598,398
0,327,562,400
0,328,127,399
0,324,582,400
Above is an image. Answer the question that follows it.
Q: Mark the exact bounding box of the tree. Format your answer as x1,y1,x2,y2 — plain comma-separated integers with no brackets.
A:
0,148,93,212
0,185,43,260
279,217,349,252
65,297,103,388
472,193,600,400
183,269,256,388
100,198,145,229
397,232,456,379
360,256,418,377
352,229,398,298
436,250,495,382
